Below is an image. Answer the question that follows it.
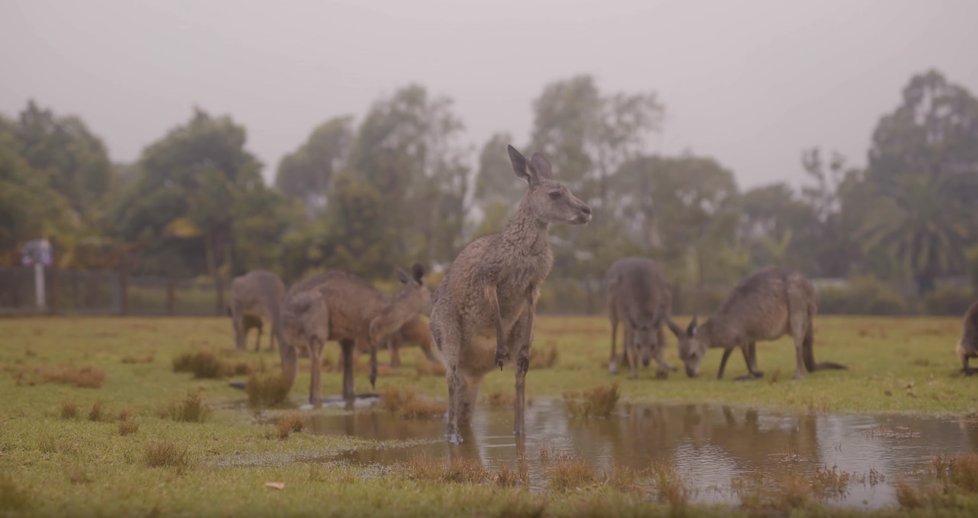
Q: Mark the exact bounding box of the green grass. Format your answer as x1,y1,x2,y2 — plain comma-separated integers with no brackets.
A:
0,315,976,516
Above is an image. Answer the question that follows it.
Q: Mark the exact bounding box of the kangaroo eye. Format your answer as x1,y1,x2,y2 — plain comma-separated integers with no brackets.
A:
548,191,562,199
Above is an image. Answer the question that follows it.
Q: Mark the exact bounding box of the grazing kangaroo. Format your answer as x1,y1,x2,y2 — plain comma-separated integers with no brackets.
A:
280,266,430,405
229,270,286,352
384,315,441,368
957,300,978,375
668,266,846,380
430,145,592,444
606,257,676,379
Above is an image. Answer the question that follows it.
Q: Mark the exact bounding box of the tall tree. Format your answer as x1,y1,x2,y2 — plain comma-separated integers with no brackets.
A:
347,84,470,267
14,100,113,225
861,70,978,293
275,116,354,217
114,108,263,312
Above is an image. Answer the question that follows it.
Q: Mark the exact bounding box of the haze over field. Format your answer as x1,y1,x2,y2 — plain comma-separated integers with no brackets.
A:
2,0,976,187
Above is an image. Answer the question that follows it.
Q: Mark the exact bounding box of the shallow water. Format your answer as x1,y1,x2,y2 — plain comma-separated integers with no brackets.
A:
300,398,978,509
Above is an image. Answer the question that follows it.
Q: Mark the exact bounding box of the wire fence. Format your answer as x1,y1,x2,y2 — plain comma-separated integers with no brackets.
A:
0,267,221,316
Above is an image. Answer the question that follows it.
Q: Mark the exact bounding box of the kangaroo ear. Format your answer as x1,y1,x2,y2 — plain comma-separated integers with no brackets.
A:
529,152,554,180
411,263,425,283
507,145,537,186
686,316,698,336
395,267,410,285
665,317,684,339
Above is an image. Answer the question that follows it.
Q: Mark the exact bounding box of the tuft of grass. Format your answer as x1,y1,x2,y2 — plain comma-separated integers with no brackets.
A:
483,391,515,408
651,462,690,510
934,453,978,492
563,383,620,418
0,474,30,511
63,463,93,485
381,386,446,419
60,401,78,420
529,343,559,369
121,353,154,364
161,392,210,422
39,365,105,388
546,455,596,492
87,401,106,422
493,463,527,488
275,412,304,439
144,440,189,469
118,420,139,436
405,455,489,484
117,407,134,422
172,351,224,379
414,358,446,377
811,464,850,498
245,372,292,407
895,478,926,509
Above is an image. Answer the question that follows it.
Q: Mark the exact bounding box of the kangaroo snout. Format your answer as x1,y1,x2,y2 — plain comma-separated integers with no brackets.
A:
685,365,699,378
573,203,592,224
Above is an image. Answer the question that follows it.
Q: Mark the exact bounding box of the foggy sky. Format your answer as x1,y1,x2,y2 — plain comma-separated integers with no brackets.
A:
2,0,976,189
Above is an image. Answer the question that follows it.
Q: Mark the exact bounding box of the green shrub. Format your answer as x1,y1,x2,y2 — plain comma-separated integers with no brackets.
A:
923,286,975,316
818,276,908,315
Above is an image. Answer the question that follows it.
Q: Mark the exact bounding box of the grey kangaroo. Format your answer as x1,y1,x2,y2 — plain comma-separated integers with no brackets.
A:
668,266,846,380
384,315,441,368
606,257,676,379
280,265,430,405
229,270,286,352
430,145,591,444
956,300,978,375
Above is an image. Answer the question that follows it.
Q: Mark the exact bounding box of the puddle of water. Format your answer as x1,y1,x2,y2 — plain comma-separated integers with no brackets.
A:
298,398,978,509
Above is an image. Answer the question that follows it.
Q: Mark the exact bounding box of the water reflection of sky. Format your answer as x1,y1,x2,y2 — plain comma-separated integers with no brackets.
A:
303,399,978,508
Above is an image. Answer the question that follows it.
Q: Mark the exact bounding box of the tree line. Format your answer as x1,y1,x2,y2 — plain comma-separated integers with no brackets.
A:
2,70,977,315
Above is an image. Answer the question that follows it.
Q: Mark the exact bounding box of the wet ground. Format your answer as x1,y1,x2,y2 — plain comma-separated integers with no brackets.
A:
294,398,978,509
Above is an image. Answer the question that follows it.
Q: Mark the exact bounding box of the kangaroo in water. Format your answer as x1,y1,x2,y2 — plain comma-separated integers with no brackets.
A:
280,266,430,405
228,270,286,352
430,145,591,444
957,300,978,375
606,257,676,379
668,266,846,380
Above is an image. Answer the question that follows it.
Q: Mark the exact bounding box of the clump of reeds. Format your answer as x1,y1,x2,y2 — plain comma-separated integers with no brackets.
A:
245,371,292,407
0,474,30,511
172,351,224,378
39,365,105,388
161,392,210,422
144,440,190,469
275,412,304,439
405,455,489,484
563,383,620,418
60,401,79,420
546,455,597,492
529,343,559,369
381,386,446,419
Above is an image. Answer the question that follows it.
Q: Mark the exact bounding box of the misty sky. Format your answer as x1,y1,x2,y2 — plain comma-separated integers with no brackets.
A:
2,0,976,189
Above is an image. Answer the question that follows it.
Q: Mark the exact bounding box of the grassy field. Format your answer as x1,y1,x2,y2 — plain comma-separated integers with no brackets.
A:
1,314,977,517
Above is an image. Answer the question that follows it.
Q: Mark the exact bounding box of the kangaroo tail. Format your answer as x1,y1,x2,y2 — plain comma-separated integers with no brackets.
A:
802,314,846,372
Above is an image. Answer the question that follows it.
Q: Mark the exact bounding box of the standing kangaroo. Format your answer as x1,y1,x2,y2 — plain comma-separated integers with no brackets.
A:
956,300,978,375
229,270,286,352
280,266,430,405
668,266,846,380
430,145,591,444
606,257,676,379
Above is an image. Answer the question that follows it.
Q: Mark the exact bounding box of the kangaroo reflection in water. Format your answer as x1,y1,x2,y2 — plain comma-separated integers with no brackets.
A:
304,398,978,506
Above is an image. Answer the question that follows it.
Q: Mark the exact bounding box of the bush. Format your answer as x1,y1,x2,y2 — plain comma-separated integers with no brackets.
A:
817,276,908,315
923,286,975,316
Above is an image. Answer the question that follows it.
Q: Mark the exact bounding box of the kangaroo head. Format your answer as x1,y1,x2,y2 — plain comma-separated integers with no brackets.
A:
394,263,431,315
507,145,592,226
669,316,706,378
629,316,658,367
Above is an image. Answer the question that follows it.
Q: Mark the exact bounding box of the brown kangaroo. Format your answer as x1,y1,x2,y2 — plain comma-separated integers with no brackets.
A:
280,266,430,405
384,315,441,367
430,145,591,444
957,300,978,375
668,266,846,380
229,270,286,352
606,257,676,379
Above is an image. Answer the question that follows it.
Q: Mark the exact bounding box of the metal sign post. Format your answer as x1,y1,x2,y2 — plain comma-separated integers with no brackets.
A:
21,238,53,313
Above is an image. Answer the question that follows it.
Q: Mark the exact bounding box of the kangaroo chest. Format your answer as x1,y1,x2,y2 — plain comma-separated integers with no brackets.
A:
495,251,552,327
